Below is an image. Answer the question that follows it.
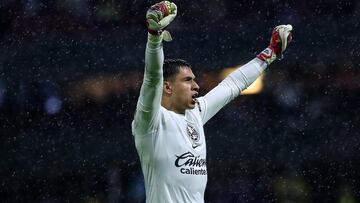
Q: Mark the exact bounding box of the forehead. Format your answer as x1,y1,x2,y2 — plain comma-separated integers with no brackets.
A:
175,66,195,79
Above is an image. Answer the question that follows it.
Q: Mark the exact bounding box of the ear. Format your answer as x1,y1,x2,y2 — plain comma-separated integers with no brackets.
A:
163,81,172,95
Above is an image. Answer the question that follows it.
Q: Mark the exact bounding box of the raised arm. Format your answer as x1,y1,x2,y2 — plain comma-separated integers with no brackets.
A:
132,1,177,136
199,25,293,124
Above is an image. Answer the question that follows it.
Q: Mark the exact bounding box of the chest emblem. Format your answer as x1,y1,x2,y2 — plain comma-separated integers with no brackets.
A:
186,124,200,142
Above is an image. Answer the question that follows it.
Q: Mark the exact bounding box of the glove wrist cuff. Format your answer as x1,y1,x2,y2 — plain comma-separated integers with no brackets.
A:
148,29,162,36
257,47,277,65
148,33,163,44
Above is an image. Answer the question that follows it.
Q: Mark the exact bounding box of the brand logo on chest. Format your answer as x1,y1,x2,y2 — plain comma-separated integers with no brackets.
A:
174,152,207,175
186,124,200,142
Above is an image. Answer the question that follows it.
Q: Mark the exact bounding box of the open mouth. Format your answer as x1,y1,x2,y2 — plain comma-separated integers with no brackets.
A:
191,93,199,104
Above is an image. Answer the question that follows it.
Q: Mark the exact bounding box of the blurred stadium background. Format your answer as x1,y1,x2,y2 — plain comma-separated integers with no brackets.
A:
0,0,359,202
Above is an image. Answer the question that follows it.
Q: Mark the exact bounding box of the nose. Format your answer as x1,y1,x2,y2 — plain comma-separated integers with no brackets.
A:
192,81,200,91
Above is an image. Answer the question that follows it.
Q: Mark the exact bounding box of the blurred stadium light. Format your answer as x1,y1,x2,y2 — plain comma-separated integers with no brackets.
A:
220,67,264,95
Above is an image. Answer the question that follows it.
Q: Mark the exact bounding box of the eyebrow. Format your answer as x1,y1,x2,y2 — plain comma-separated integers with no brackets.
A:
184,76,195,81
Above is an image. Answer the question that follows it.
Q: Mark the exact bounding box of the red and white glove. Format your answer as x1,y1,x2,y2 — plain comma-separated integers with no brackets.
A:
146,1,177,42
257,25,293,65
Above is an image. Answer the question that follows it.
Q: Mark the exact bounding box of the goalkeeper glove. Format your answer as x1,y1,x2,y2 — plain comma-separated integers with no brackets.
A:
146,1,177,42
257,24,293,65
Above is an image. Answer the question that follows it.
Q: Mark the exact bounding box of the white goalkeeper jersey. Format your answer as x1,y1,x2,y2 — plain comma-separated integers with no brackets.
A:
132,34,267,203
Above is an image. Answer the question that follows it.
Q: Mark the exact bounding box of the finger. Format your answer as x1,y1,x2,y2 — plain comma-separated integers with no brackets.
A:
279,25,293,53
285,24,293,31
158,14,176,29
147,19,161,31
169,2,177,15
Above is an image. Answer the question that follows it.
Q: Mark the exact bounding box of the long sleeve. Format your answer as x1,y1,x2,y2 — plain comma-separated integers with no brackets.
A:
132,34,164,136
198,58,267,124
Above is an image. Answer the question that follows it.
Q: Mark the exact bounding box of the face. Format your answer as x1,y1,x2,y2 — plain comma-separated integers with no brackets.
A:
168,66,200,114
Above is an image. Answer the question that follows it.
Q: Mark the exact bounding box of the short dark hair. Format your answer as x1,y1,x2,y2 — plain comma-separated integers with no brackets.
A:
163,59,191,81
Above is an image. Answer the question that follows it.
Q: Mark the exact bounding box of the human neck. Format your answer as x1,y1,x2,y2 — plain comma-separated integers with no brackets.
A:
161,99,185,115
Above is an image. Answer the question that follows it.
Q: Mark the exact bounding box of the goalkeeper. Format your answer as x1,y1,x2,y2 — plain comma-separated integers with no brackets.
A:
132,1,293,202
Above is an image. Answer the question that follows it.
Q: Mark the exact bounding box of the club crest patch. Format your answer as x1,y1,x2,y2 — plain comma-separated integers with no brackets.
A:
186,124,200,142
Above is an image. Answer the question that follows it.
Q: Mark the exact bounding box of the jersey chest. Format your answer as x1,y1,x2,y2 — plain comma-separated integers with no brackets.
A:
154,111,207,187
160,111,206,154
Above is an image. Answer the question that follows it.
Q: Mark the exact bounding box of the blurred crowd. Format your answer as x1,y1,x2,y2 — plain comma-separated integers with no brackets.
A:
1,0,360,202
